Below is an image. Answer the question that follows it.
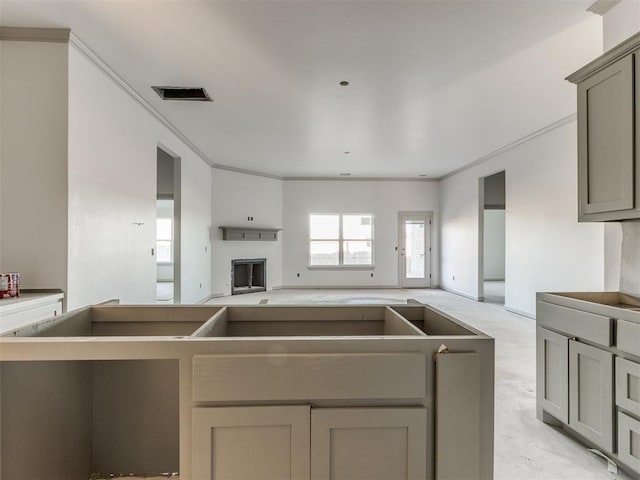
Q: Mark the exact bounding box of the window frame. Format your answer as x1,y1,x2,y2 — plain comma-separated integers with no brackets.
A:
308,213,375,269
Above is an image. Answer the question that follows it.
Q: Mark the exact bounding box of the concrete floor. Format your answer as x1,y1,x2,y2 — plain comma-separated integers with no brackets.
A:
207,288,634,480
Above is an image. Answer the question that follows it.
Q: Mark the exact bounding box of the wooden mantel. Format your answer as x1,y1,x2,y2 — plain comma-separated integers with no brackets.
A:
219,226,282,241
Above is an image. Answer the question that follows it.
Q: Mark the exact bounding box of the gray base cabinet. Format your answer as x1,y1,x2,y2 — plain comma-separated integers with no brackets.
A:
537,292,640,478
192,406,427,480
568,340,614,452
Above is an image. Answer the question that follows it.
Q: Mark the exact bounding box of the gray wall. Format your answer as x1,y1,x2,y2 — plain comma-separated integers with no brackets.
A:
484,171,505,209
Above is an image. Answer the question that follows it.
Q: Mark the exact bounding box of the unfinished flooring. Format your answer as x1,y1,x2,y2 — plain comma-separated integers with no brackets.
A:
207,288,633,480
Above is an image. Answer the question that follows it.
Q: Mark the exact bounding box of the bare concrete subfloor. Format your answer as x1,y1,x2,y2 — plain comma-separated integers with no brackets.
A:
207,288,633,480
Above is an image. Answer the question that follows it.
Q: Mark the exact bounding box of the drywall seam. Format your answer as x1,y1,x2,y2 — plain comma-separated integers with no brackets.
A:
439,113,577,181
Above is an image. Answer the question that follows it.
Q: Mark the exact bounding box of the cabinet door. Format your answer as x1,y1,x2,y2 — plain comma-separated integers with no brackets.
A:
192,405,310,480
537,328,569,423
578,55,635,218
310,408,426,480
569,340,614,451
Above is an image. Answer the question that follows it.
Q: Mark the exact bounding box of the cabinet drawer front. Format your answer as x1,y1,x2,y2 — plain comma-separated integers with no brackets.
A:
0,300,63,335
537,301,612,346
569,340,614,452
618,320,640,357
618,411,640,474
193,352,426,402
616,357,640,417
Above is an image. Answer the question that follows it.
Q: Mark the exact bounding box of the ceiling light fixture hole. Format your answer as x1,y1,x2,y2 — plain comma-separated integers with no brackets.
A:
339,81,349,86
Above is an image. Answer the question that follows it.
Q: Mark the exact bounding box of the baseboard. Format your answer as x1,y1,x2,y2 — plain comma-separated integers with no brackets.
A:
440,285,483,302
505,306,535,319
278,285,401,290
197,292,224,304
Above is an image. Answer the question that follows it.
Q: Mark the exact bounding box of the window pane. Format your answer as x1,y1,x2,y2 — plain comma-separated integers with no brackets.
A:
343,215,372,240
310,215,339,239
405,221,425,278
343,240,372,265
157,240,172,263
157,218,172,241
310,241,339,265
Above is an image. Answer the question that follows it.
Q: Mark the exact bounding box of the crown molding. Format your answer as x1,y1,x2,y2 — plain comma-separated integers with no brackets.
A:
439,113,577,181
283,176,438,182
587,0,622,16
0,26,70,42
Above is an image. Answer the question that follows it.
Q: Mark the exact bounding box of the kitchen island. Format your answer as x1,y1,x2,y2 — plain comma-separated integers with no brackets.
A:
1,302,494,480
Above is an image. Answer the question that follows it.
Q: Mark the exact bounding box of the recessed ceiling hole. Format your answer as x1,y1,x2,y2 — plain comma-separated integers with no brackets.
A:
152,86,212,101
339,81,349,86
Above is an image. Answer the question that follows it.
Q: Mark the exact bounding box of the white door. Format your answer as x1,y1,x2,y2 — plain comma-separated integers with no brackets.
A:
399,213,431,288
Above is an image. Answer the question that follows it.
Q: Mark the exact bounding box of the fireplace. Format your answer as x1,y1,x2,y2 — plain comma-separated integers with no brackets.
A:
231,258,266,295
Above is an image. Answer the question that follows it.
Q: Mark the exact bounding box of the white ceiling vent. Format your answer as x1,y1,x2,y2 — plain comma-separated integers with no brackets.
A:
152,86,212,101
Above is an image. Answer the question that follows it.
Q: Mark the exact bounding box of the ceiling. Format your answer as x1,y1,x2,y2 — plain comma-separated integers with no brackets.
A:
1,1,600,179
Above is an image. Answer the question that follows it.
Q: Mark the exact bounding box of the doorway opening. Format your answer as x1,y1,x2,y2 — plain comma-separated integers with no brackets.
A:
479,171,505,304
157,146,181,304
398,212,432,288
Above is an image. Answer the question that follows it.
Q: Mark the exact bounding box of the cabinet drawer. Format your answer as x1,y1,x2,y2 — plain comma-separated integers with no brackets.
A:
537,301,612,346
618,411,640,473
193,352,426,403
0,300,63,334
617,320,640,357
616,357,640,417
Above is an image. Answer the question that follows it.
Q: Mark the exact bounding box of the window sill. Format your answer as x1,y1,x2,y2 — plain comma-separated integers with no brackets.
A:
307,265,375,271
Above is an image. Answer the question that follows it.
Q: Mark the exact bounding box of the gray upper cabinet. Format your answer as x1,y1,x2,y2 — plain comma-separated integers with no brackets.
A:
568,32,640,221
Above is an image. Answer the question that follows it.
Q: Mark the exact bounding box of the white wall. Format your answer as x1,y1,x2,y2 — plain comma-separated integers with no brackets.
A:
282,180,439,288
67,44,211,309
483,210,505,280
0,40,69,292
441,121,604,316
211,169,283,297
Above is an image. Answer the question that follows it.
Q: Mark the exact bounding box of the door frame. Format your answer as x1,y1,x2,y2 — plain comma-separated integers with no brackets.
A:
398,211,432,288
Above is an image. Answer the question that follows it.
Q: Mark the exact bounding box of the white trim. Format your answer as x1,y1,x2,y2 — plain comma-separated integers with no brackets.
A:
439,114,577,180
0,27,70,42
504,306,535,320
440,286,483,302
587,0,622,16
278,285,401,290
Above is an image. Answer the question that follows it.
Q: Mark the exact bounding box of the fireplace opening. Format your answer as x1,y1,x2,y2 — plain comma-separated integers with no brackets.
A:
231,258,266,295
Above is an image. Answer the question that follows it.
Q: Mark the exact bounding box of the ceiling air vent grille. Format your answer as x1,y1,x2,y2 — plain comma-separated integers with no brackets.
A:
152,86,212,101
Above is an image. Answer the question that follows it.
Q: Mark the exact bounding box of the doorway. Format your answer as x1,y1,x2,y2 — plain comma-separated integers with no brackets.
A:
157,146,181,304
479,171,505,304
398,212,432,288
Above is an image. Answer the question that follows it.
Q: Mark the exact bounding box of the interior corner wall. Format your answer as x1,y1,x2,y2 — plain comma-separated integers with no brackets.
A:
210,169,283,297
67,44,211,309
440,121,604,316
603,0,640,50
0,40,69,293
282,180,440,288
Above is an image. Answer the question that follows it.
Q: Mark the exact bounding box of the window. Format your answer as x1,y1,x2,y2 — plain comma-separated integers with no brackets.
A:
309,214,373,266
156,217,173,263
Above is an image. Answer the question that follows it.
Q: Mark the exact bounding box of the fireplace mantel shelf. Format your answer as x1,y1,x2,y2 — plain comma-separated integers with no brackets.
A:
219,226,282,241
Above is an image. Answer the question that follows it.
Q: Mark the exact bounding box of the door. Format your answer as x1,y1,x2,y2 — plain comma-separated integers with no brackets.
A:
310,407,427,480
568,340,614,452
192,405,311,480
399,212,431,288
